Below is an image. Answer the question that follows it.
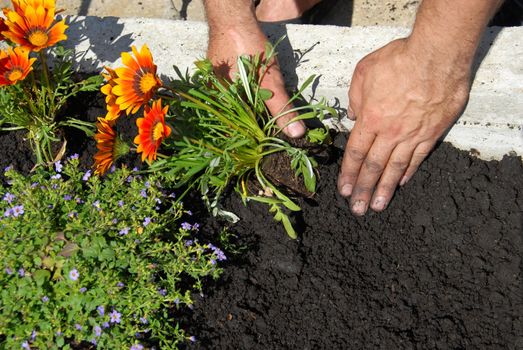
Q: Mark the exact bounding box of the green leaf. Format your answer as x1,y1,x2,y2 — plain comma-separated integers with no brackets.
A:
258,88,273,101
33,269,51,286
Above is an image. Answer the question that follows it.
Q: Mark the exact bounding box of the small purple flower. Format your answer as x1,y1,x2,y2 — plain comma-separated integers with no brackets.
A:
3,192,15,203
68,153,79,160
90,339,97,346
112,218,118,224
119,227,130,236
69,268,79,281
5,267,13,275
132,167,139,171
139,317,148,325
117,282,125,288
189,336,196,342
118,200,124,207
51,184,58,190
140,189,147,198
130,344,144,350
75,324,82,331
109,310,121,324
155,198,161,204
94,325,102,337
51,174,61,180
18,268,25,277
31,330,37,340
21,341,30,349
186,210,192,216
158,288,167,296
3,208,12,217
174,298,180,305
48,204,54,209
143,217,151,227
126,176,133,183
42,296,49,302
185,240,193,247
54,161,63,173
68,211,78,219
97,305,105,316
144,181,151,188
4,165,12,172
109,165,116,173
210,259,216,265
192,223,200,231
82,170,92,181
12,205,24,218
181,222,191,230
30,182,38,188
92,200,101,210
63,194,72,201
208,244,227,261
76,197,84,204
79,287,87,293
102,322,110,329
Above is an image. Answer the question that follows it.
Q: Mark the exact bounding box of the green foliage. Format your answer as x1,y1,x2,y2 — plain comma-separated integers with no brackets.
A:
152,43,337,238
0,46,102,166
0,159,224,349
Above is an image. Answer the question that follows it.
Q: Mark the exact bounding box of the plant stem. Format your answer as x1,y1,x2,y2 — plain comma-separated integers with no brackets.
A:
38,51,52,90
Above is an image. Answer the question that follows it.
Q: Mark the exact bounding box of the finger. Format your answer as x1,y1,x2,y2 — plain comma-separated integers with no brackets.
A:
349,137,394,216
261,63,306,138
370,142,413,212
337,121,376,198
400,141,435,186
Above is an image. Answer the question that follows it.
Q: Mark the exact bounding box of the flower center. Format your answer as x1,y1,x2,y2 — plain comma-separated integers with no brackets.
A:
28,30,49,47
7,69,23,82
152,122,165,141
139,73,158,94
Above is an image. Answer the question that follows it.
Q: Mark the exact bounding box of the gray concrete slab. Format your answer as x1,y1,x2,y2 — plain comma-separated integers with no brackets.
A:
61,17,522,160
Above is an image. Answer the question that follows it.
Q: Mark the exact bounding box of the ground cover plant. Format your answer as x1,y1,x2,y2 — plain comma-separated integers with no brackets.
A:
94,42,336,238
0,0,102,166
0,156,225,349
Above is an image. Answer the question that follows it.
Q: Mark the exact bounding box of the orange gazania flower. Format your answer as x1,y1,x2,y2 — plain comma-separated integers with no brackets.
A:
134,99,171,163
112,45,162,115
0,47,36,86
93,118,129,175
100,67,122,121
2,0,68,52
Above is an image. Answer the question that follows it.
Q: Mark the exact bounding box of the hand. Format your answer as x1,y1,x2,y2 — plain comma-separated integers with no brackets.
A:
338,38,471,216
207,26,306,138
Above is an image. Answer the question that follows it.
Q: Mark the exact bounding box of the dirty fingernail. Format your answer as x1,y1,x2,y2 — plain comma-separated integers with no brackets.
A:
400,175,409,186
372,196,387,211
340,184,352,197
352,200,367,216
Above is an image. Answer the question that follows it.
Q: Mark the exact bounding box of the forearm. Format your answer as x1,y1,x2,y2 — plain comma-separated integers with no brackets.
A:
408,0,504,72
205,0,258,32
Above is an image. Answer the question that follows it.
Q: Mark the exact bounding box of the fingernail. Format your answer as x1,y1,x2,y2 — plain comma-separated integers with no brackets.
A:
400,175,409,186
286,122,305,138
352,200,367,216
340,184,352,197
348,106,355,120
372,196,387,211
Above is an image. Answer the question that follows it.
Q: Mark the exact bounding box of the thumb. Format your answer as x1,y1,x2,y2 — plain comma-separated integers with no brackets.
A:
261,64,306,138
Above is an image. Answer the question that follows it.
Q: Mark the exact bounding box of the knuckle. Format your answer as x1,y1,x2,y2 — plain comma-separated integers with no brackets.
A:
389,159,409,172
347,147,367,162
364,158,384,174
352,184,373,197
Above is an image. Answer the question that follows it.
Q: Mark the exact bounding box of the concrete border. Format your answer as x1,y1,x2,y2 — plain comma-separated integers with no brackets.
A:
64,17,522,160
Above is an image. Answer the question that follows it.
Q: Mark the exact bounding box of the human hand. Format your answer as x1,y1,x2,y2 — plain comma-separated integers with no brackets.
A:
338,38,471,216
207,26,306,138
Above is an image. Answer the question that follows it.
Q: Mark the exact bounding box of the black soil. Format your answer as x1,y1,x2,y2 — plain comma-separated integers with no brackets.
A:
0,93,522,349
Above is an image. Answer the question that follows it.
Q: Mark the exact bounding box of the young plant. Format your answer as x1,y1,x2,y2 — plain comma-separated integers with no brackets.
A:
0,159,224,349
94,42,336,238
0,0,102,166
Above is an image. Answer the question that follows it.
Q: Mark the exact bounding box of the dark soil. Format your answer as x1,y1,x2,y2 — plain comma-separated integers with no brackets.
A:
0,92,522,349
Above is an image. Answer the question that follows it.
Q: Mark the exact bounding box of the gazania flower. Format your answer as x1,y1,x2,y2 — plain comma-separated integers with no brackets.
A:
100,67,122,121
134,99,171,163
93,118,130,175
0,47,36,86
112,45,162,115
2,0,68,51
0,18,8,40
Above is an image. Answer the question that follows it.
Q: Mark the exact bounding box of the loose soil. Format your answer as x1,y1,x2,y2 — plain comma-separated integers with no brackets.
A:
0,92,521,349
